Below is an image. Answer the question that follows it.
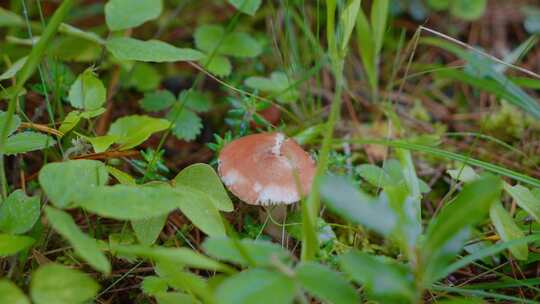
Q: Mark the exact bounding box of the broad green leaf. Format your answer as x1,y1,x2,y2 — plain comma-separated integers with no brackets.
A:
0,190,40,234
77,184,178,220
338,0,361,52
3,132,56,155
357,164,392,187
215,268,296,304
121,62,161,92
426,0,450,10
339,251,414,302
155,262,213,301
155,292,198,304
106,166,136,185
132,215,167,245
141,276,168,296
504,184,540,222
0,234,34,256
106,37,204,62
371,0,389,54
227,0,262,16
58,111,81,135
108,115,171,150
422,176,502,284
450,0,486,20
30,263,99,304
199,54,232,77
45,207,111,274
320,175,397,236
244,72,299,103
112,244,231,272
295,262,359,304
194,25,262,58
0,56,27,81
105,0,163,31
181,90,211,112
140,90,176,112
68,69,106,111
0,111,21,137
80,107,106,119
447,165,479,183
203,237,291,266
166,106,202,141
489,202,528,260
0,279,30,304
174,163,233,212
0,7,25,27
84,134,118,153
39,160,109,208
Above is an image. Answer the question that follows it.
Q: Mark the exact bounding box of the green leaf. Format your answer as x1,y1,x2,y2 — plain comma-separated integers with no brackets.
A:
166,106,202,141
58,111,81,135
121,62,161,92
426,0,450,10
106,37,204,62
181,90,211,112
0,7,25,27
194,25,262,58
0,279,30,304
489,202,528,260
447,165,479,183
30,263,99,304
174,163,233,212
199,54,232,77
0,111,21,137
320,175,397,236
450,0,486,20
112,244,231,272
370,0,389,54
45,207,111,274
339,251,414,302
156,262,213,301
227,0,262,16
244,72,299,103
39,160,109,209
155,292,198,304
0,234,34,256
77,184,178,220
295,262,359,304
504,184,540,223
0,190,40,234
84,134,118,153
108,115,171,150
141,276,168,296
357,164,392,187
105,0,163,31
215,268,296,304
355,6,376,91
422,176,502,284
68,69,106,111
132,215,167,245
338,0,361,52
203,237,291,266
106,165,136,185
0,56,27,81
3,132,55,155
139,90,176,112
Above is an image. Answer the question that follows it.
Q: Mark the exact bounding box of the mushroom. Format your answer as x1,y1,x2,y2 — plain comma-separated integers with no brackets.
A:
218,132,316,205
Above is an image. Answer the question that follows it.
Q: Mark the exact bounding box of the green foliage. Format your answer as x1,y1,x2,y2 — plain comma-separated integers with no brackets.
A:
30,263,99,304
504,183,540,222
194,25,262,58
0,234,34,256
39,160,109,209
489,202,528,260
0,190,40,234
45,207,111,274
140,90,177,112
427,0,487,20
228,0,262,16
68,68,106,111
244,72,299,103
106,37,204,62
105,0,163,31
108,115,170,150
3,132,56,155
203,237,291,266
0,280,30,304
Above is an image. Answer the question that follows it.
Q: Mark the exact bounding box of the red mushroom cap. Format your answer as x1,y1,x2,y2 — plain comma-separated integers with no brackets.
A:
218,132,316,205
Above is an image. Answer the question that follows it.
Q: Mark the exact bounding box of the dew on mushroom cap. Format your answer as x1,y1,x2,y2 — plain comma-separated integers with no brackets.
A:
217,132,316,205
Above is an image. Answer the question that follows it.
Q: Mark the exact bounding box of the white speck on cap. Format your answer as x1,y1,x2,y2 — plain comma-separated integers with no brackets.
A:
217,132,316,205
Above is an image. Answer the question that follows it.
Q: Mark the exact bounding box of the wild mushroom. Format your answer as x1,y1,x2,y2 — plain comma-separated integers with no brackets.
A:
218,132,316,205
